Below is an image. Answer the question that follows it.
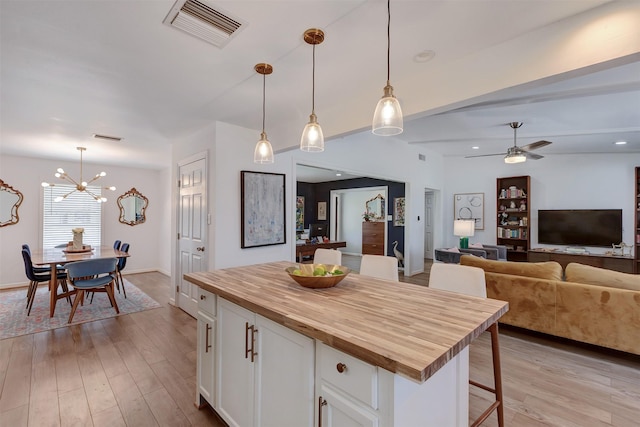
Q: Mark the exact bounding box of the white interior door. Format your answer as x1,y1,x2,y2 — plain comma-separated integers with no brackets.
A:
424,191,434,259
177,156,207,318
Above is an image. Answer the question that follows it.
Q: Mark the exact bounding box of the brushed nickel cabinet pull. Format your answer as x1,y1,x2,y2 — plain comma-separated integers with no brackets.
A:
250,325,258,362
318,396,327,427
336,362,347,373
245,322,250,359
205,323,212,353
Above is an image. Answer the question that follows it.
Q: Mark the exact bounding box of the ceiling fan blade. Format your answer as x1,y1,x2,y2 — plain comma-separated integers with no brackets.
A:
520,139,552,151
464,152,506,158
524,151,544,160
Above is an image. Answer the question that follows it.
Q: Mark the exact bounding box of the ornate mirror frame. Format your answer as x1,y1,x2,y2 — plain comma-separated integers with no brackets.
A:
365,193,385,221
0,179,24,227
117,187,148,226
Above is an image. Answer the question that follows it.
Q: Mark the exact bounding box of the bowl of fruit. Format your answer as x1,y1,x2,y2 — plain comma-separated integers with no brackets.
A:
285,264,351,289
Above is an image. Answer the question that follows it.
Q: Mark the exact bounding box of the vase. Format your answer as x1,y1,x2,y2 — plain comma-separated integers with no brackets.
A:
73,230,84,250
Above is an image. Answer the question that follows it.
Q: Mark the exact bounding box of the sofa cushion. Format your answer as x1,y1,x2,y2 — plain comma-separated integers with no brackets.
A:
460,255,562,281
565,263,640,291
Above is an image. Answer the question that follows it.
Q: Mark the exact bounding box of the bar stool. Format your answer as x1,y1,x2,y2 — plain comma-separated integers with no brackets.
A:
429,263,504,427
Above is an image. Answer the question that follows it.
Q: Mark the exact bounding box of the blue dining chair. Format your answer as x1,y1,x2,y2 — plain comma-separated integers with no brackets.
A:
115,243,130,298
65,258,119,323
22,248,69,316
22,244,50,274
113,240,122,251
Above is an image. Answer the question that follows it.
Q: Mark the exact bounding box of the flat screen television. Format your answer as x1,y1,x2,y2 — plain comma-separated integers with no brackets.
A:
537,209,622,247
309,223,329,239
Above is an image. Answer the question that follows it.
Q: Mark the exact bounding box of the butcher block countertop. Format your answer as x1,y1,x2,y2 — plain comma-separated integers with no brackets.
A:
185,261,508,383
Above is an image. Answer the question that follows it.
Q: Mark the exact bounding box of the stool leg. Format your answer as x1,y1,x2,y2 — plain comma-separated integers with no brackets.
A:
489,322,504,427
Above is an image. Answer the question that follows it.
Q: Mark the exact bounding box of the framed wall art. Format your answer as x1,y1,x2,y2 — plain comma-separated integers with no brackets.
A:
296,196,304,231
241,171,286,248
317,201,327,221
454,192,484,230
393,197,405,226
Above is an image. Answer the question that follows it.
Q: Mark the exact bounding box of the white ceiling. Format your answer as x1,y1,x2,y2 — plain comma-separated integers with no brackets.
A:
1,0,639,171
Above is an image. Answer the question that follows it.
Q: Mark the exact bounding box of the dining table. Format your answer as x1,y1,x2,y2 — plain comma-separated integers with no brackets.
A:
30,245,130,317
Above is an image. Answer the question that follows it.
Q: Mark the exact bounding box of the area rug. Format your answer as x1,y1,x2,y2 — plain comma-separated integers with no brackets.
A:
0,280,161,340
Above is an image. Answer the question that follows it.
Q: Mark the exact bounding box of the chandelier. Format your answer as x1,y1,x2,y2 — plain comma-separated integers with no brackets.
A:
41,147,116,203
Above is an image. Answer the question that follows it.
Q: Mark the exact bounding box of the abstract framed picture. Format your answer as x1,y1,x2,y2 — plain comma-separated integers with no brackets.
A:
296,196,305,231
241,171,286,248
393,197,405,226
454,192,484,230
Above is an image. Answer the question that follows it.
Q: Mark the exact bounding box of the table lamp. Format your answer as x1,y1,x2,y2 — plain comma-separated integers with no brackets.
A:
454,219,475,249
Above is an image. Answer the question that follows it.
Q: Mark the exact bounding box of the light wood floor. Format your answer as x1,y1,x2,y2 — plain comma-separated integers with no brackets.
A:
1,268,638,426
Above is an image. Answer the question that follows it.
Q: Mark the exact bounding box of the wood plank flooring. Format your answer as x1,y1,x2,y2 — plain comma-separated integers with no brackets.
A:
1,266,638,426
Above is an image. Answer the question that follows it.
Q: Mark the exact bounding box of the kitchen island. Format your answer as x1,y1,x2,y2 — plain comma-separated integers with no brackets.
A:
185,261,508,427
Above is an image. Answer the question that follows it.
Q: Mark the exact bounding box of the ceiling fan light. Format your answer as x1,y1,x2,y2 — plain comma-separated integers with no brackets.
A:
504,152,526,164
300,113,324,152
372,85,403,136
254,132,274,164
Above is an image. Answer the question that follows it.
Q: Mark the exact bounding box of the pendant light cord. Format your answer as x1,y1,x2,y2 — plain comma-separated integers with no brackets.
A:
262,73,266,132
386,0,391,85
311,43,316,114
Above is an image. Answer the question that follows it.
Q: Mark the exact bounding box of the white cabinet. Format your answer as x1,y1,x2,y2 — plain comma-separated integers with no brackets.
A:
196,288,216,408
316,342,380,427
216,298,315,427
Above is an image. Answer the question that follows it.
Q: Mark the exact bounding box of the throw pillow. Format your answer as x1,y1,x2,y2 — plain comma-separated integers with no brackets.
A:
469,243,484,249
565,263,640,291
444,247,460,253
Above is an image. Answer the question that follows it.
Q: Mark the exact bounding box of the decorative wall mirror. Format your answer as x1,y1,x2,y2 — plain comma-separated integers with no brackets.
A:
0,179,24,227
117,187,148,226
365,193,385,221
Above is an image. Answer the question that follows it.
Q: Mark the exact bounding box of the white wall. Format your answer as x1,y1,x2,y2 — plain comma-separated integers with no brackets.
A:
442,153,637,253
0,154,169,288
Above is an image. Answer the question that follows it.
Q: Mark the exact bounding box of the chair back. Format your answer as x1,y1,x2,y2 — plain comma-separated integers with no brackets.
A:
113,240,122,251
66,258,118,281
429,263,487,298
360,255,399,282
314,248,342,266
22,249,40,281
118,243,130,270
22,244,31,255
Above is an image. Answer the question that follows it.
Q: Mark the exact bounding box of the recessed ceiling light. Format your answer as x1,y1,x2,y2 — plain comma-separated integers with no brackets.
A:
614,140,627,145
413,50,435,63
335,172,342,176
472,146,480,150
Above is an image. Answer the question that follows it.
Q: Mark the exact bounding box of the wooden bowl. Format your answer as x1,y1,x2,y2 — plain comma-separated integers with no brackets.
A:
285,264,351,289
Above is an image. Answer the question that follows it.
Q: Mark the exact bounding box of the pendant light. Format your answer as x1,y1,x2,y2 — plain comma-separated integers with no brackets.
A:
300,28,325,152
253,63,275,164
41,146,116,203
372,0,403,136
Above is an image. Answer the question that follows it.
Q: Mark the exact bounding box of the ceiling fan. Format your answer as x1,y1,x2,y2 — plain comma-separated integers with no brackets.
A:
466,122,552,163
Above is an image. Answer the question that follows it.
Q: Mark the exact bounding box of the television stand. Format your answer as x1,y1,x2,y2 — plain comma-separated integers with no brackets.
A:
528,249,634,273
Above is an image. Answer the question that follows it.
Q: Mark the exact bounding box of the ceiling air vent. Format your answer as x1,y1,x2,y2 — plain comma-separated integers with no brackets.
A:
163,0,245,48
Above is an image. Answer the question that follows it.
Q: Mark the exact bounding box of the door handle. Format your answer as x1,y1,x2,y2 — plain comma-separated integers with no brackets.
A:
196,247,205,252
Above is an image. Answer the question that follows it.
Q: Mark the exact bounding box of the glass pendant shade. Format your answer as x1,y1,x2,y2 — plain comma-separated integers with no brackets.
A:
372,84,403,136
254,132,274,164
300,113,324,152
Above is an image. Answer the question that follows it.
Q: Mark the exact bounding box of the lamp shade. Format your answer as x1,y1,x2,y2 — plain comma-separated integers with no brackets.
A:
372,85,403,136
454,219,475,237
254,132,274,164
300,113,324,152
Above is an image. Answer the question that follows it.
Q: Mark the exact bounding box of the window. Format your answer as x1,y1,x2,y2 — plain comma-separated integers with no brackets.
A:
43,185,102,249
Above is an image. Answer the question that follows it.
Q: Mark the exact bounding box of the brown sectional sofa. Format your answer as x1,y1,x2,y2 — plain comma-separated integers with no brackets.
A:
459,255,640,355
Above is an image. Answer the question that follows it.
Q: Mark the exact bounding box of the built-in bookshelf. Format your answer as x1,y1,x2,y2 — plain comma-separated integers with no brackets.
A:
635,167,639,273
497,175,530,262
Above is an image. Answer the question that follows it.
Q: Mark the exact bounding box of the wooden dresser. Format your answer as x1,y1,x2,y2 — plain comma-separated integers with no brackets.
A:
362,221,385,255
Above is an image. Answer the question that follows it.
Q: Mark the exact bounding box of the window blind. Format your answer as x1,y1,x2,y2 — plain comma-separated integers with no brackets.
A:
43,185,102,249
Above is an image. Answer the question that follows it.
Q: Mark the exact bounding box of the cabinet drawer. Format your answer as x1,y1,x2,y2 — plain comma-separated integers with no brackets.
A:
362,244,384,255
198,287,216,315
362,234,383,245
317,342,378,409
